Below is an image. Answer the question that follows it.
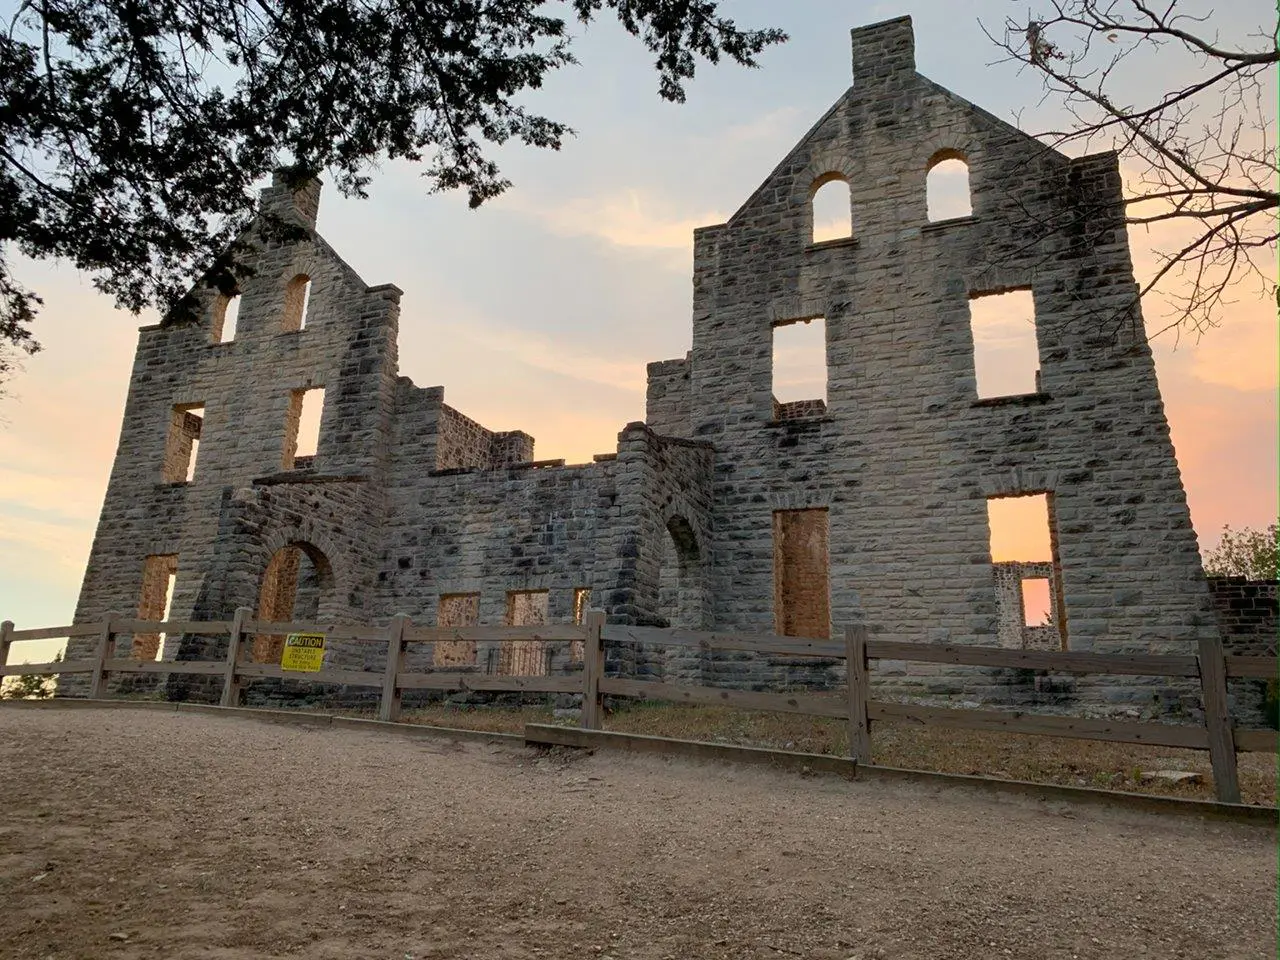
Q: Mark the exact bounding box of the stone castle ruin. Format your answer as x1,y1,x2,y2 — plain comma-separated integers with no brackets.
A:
65,17,1231,707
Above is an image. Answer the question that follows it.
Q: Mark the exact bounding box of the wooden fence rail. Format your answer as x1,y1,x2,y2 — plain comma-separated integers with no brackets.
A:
1,613,1275,803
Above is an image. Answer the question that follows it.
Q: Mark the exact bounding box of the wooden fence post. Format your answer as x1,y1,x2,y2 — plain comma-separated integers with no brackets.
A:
379,614,410,723
220,607,251,708
1197,635,1240,804
581,610,605,730
845,624,872,763
88,614,115,700
0,620,13,679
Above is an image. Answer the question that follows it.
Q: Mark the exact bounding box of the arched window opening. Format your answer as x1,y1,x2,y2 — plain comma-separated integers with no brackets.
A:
213,293,241,343
254,542,331,663
926,152,972,221
810,175,852,243
282,274,313,332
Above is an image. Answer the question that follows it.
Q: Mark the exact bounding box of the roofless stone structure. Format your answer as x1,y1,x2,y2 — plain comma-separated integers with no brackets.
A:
64,17,1216,702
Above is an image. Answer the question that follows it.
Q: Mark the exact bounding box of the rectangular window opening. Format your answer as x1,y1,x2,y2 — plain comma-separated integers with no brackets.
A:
162,404,204,483
214,294,240,344
771,317,827,418
570,587,592,662
988,494,1068,648
986,493,1052,564
772,508,831,639
283,387,324,469
502,590,549,676
135,554,178,661
1021,577,1052,627
969,289,1040,399
435,593,479,667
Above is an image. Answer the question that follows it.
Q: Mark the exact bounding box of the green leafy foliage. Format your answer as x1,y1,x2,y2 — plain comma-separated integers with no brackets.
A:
0,650,62,700
0,1,786,367
1202,524,1279,580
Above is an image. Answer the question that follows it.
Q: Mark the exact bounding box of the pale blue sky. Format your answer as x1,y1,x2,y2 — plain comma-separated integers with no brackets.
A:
1,1,1276,660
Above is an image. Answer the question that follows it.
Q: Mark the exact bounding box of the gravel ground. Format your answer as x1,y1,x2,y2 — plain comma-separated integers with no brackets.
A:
0,707,1274,960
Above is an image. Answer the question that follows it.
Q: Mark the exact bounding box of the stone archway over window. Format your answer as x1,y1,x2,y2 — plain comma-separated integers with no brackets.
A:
254,541,333,663
657,515,706,629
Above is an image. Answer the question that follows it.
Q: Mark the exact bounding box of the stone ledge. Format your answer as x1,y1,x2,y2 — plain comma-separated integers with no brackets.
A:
805,236,860,253
251,472,368,486
922,215,979,233
971,392,1053,409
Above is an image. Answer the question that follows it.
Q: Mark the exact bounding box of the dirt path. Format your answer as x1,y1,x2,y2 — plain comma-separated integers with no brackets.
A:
0,708,1273,960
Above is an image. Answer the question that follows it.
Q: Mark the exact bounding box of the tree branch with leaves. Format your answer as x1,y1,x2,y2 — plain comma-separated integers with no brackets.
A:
0,0,786,380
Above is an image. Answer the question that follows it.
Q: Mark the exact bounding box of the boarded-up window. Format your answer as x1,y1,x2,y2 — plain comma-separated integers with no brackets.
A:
161,404,204,483
134,554,178,660
772,509,831,639
436,593,479,667
501,590,549,676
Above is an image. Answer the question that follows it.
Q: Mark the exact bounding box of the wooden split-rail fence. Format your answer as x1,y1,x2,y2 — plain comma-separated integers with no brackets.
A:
1,612,1275,803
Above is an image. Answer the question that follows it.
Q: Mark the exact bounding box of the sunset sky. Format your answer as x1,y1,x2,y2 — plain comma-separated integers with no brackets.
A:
1,1,1275,658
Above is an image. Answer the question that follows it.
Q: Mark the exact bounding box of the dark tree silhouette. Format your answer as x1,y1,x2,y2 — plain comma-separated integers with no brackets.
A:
0,0,785,375
987,1,1277,336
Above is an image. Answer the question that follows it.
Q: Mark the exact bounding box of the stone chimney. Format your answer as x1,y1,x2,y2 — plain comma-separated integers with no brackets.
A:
260,170,322,230
850,16,916,89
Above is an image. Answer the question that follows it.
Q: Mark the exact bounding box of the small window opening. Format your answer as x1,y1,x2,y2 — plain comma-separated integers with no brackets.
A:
570,587,592,661
810,176,852,243
1021,578,1052,626
162,403,204,483
213,293,241,343
773,508,831,639
282,274,313,332
282,387,324,469
969,289,1040,399
501,590,549,676
772,317,827,417
436,593,479,667
135,554,178,660
927,154,972,221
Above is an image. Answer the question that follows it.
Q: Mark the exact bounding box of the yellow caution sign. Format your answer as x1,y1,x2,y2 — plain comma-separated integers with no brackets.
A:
281,633,326,672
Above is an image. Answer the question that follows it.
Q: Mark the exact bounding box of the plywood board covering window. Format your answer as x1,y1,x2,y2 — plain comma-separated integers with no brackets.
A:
501,590,549,676
772,509,831,639
969,290,1040,398
436,593,479,667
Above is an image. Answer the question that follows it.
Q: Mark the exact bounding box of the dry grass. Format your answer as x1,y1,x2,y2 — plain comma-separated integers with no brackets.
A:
400,699,1279,806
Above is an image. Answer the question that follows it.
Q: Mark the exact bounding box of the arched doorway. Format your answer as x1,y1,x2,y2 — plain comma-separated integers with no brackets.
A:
254,541,333,663
657,515,706,629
